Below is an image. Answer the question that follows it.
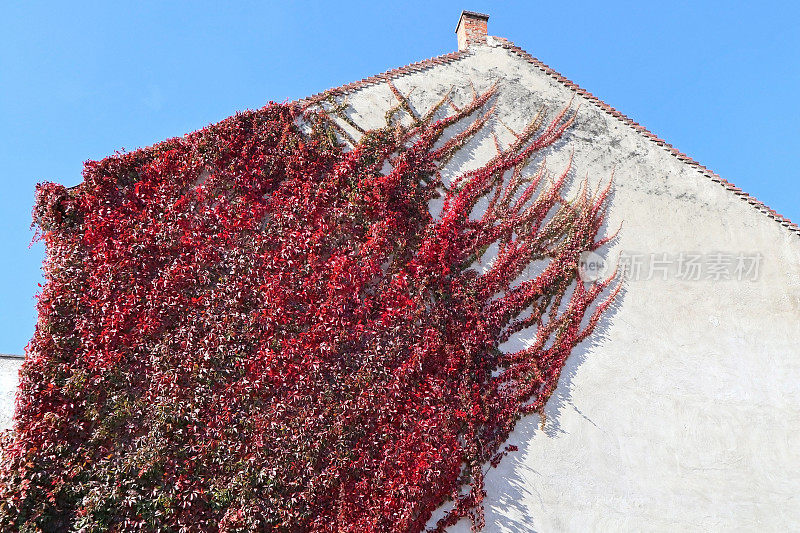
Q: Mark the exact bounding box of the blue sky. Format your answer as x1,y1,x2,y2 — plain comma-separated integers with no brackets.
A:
1,1,798,354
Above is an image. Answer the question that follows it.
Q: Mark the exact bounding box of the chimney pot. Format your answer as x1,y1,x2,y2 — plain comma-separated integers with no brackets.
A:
455,10,489,51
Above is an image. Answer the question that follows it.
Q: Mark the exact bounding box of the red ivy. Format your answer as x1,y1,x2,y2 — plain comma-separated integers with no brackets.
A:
0,84,616,532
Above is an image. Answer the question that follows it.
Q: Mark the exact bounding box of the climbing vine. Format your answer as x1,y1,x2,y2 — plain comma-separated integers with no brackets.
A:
0,82,615,532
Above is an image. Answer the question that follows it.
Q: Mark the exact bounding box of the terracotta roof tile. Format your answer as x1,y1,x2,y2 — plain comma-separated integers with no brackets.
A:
294,38,799,236
490,38,800,236
298,50,471,107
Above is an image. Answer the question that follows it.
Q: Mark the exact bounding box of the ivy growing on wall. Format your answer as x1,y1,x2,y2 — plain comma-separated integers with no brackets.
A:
0,83,616,532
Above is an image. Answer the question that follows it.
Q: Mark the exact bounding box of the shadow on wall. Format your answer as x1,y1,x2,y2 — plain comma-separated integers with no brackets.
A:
484,294,625,532
430,281,626,533
420,91,624,531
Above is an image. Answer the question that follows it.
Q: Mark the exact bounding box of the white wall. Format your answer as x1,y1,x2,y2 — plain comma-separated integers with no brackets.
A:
0,356,22,431
331,42,800,531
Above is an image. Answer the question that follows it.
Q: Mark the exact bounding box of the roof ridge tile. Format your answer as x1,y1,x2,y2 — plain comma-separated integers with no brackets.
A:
295,38,799,236
494,38,800,236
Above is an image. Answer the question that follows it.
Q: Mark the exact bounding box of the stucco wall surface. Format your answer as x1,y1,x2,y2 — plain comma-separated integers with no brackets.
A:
328,41,800,531
0,357,22,431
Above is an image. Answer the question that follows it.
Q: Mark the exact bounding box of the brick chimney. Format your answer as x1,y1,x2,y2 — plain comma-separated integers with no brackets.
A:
455,10,489,50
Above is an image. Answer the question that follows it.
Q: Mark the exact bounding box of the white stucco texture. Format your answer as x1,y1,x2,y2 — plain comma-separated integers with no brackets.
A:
0,357,22,431
325,40,800,531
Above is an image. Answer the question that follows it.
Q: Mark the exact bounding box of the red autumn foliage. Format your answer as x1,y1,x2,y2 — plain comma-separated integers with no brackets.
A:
0,84,615,532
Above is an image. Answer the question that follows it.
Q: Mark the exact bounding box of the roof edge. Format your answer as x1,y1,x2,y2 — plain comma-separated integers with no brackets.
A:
299,38,798,237
298,49,472,107
491,37,800,236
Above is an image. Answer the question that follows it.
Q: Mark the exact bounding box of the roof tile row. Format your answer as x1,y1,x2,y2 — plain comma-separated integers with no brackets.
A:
493,37,800,236
297,38,799,236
